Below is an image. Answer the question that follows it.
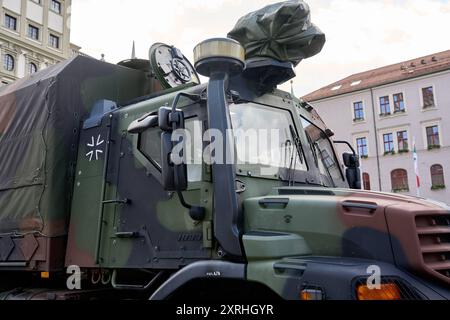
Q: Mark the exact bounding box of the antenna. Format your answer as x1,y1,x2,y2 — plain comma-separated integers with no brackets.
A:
131,41,136,59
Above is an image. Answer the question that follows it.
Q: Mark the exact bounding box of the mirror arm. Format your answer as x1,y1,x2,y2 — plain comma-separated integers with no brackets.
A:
333,140,356,155
333,140,361,190
174,171,206,221
170,92,201,117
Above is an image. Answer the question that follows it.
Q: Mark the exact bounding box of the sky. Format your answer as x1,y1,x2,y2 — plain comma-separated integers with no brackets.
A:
70,0,450,96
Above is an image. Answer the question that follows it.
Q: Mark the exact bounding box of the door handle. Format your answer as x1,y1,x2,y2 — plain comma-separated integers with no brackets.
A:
259,198,289,208
342,201,378,213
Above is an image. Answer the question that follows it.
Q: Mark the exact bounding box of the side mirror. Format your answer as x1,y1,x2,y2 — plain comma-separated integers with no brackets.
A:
158,99,205,221
161,132,187,191
343,152,360,168
345,167,361,190
159,107,188,192
159,107,185,132
343,152,361,190
333,140,362,190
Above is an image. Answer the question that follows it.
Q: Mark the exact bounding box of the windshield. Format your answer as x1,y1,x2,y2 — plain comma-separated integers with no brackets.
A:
230,103,307,178
300,117,343,185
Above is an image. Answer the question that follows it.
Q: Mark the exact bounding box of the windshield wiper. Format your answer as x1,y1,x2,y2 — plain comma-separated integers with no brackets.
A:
289,125,304,165
286,125,305,186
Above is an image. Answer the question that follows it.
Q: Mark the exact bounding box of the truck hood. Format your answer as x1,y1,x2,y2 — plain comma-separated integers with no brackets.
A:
243,186,450,285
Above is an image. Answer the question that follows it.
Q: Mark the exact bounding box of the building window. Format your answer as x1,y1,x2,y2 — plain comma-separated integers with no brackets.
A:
356,137,368,158
5,14,17,31
320,150,335,169
379,96,391,115
363,173,371,190
383,133,394,154
49,34,60,49
28,25,40,40
50,0,62,14
393,93,405,113
397,131,409,152
430,164,445,190
353,101,364,121
28,62,38,75
426,125,440,149
422,86,435,108
3,54,15,71
391,169,409,192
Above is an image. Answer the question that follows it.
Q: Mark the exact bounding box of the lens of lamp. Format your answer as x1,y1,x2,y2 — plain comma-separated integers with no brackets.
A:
193,38,245,66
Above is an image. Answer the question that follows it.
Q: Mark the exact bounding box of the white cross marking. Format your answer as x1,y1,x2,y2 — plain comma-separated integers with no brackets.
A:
86,134,105,162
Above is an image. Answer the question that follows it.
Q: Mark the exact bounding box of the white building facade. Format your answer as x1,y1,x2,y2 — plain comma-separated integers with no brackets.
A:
0,0,79,85
303,51,450,204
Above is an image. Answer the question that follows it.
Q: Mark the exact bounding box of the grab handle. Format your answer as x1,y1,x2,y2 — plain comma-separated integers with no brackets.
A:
342,201,378,213
259,198,289,208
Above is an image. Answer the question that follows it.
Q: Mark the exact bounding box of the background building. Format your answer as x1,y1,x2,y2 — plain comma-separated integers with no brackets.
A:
0,0,79,85
303,50,450,204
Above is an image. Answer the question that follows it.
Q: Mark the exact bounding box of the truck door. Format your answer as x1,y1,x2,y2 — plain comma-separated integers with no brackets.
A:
101,103,212,270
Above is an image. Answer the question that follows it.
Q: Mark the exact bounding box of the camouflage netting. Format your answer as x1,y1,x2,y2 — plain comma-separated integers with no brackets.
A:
227,0,325,66
0,56,151,236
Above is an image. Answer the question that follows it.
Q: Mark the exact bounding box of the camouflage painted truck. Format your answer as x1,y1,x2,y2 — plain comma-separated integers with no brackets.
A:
0,1,449,300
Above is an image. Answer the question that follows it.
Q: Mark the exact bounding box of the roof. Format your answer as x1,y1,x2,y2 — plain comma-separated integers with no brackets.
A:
0,55,119,97
0,55,79,97
302,49,450,102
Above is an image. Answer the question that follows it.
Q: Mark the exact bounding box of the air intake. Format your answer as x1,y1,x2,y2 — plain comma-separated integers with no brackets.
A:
416,214,450,280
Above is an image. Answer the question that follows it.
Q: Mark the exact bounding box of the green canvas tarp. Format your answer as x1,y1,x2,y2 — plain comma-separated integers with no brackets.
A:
228,0,325,66
0,55,152,237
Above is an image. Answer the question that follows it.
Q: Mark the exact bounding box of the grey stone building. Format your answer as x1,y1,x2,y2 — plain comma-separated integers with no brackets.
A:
302,50,450,204
0,0,79,85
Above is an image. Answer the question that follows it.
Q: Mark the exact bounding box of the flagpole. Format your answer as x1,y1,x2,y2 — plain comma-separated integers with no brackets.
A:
413,137,421,197
359,154,363,190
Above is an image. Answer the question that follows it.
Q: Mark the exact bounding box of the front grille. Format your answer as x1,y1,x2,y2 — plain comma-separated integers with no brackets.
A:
416,214,450,280
354,277,423,300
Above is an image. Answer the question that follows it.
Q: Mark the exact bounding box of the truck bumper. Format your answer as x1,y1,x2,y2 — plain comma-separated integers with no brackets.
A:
246,256,450,300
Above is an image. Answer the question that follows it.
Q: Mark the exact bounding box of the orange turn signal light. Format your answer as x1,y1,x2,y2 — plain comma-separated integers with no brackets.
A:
40,272,50,279
357,283,401,300
300,289,324,300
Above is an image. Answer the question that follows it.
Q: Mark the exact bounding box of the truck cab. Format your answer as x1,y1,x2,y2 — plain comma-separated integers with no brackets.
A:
64,38,450,300
1,0,449,300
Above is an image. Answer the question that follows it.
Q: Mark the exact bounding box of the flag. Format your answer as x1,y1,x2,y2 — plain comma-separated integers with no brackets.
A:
413,137,421,197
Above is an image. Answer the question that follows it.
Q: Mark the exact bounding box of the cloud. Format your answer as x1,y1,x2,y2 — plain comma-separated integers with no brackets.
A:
71,0,450,96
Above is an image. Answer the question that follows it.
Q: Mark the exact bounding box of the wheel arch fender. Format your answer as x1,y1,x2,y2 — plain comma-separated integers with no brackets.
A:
149,261,245,300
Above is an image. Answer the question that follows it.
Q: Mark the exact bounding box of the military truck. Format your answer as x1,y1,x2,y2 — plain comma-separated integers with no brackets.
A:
0,1,449,300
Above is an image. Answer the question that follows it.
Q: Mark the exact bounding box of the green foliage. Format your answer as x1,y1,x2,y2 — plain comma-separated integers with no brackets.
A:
392,188,409,193
428,145,441,150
